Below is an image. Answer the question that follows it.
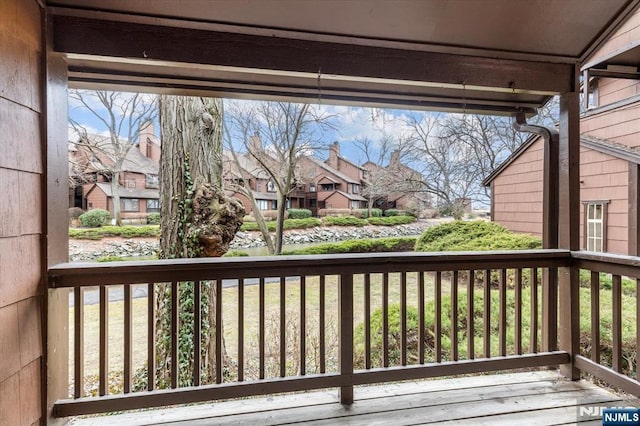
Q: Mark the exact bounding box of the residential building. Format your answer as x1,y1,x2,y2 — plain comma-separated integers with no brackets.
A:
484,8,640,256
363,150,431,213
69,123,160,221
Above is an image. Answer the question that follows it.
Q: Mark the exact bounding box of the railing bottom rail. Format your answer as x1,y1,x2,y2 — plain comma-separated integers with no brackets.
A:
53,352,568,418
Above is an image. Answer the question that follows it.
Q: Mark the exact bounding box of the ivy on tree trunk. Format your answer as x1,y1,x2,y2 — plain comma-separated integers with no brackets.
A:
155,96,244,388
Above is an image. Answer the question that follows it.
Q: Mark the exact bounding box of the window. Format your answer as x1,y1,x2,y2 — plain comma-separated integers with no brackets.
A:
146,199,160,213
352,184,359,194
121,198,140,212
350,200,359,209
309,198,317,207
146,174,159,189
309,183,316,192
321,183,335,191
257,199,276,210
267,180,276,192
126,179,136,188
584,201,608,252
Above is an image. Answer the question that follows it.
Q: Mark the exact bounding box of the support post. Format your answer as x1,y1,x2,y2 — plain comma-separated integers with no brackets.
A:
339,273,354,404
629,164,640,256
558,89,581,381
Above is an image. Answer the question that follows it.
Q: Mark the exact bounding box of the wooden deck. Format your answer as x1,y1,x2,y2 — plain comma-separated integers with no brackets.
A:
70,371,638,425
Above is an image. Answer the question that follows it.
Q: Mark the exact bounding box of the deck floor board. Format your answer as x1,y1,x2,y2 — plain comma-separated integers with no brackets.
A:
70,371,638,425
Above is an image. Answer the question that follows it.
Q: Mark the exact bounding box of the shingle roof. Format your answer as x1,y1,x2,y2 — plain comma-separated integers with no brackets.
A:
92,182,159,199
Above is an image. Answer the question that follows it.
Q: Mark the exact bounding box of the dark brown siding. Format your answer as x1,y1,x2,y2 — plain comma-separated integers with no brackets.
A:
492,137,544,237
0,1,44,424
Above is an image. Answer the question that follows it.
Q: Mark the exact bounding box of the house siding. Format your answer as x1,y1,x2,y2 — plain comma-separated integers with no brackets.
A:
0,1,44,424
587,7,640,65
491,137,544,237
582,100,640,147
579,148,629,254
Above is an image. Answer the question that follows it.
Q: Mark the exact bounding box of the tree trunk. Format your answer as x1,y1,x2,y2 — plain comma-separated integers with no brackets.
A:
156,95,245,388
111,171,122,226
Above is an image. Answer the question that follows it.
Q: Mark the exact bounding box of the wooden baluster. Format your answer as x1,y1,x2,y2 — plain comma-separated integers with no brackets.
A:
339,273,354,405
435,271,442,363
280,276,286,377
171,281,179,389
401,272,407,366
259,277,265,380
483,269,491,358
591,272,600,363
147,282,156,391
514,269,522,355
419,272,425,364
74,287,84,398
194,280,201,386
99,285,108,396
300,276,306,376
216,279,222,384
530,268,539,353
364,273,371,369
451,270,459,361
467,271,474,360
612,274,622,372
499,269,507,357
238,279,244,382
383,273,389,367
124,284,132,393
319,275,326,374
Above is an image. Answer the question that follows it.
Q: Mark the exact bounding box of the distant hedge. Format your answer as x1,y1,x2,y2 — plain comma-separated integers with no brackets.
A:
282,237,417,255
366,215,416,226
323,215,368,227
287,208,312,219
78,209,111,228
415,220,541,252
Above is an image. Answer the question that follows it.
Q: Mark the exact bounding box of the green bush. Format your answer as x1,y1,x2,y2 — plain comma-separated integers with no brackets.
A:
323,215,368,227
282,237,417,255
367,215,416,226
147,212,160,225
69,225,160,239
287,208,312,219
78,209,111,228
223,250,250,257
415,220,541,252
239,217,321,232
370,208,383,217
383,209,399,217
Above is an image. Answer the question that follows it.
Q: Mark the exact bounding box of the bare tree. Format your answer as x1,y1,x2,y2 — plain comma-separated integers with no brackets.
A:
224,100,334,255
69,89,157,225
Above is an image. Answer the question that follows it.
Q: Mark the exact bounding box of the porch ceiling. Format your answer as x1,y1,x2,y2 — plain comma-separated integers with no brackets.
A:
48,0,640,115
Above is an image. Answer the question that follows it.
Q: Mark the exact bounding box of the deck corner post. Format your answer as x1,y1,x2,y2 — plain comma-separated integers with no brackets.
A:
558,88,581,381
339,273,354,404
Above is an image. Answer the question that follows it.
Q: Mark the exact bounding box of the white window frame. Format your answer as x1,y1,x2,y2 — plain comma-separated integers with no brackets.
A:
584,201,608,252
121,198,140,212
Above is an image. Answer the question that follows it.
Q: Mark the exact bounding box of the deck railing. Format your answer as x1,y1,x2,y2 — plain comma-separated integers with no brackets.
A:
572,251,640,396
49,249,577,417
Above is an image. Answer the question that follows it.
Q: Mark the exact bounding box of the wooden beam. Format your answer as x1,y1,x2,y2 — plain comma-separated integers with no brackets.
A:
558,89,581,381
52,15,573,96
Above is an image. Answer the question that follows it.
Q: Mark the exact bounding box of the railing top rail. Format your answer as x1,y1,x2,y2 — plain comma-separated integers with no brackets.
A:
49,249,571,288
572,250,640,279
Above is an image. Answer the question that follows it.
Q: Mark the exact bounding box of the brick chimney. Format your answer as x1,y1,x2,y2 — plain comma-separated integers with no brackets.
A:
328,141,340,169
138,121,160,163
389,150,400,168
248,133,262,154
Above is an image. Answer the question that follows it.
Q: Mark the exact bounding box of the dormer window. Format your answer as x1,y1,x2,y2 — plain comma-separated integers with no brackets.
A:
267,180,276,192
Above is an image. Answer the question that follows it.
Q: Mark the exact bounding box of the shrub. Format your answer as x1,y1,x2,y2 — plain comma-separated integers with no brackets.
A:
318,208,351,217
383,209,399,217
68,207,85,220
323,215,368,227
282,237,417,255
284,218,322,229
367,215,416,226
78,209,111,228
370,208,383,217
223,250,250,257
287,208,312,219
147,212,161,225
69,225,160,239
415,220,541,252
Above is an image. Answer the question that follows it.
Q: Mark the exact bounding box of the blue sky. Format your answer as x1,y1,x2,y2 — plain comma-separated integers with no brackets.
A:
68,92,419,166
